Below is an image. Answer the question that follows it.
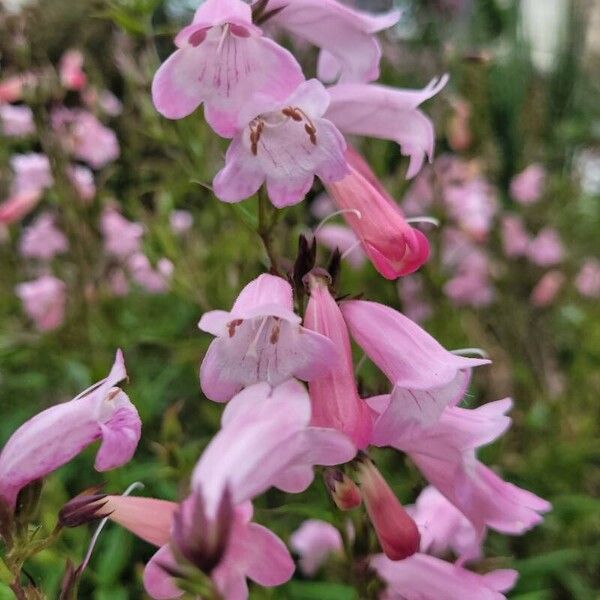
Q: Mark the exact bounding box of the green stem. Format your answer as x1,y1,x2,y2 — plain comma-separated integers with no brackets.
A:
257,187,280,273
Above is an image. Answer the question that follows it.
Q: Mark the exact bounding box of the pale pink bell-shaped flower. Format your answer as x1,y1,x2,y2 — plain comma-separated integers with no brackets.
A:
101,207,144,260
59,49,87,91
372,553,518,600
341,299,489,426
290,519,343,576
304,273,374,449
15,275,67,332
408,486,482,562
52,108,119,169
19,212,68,261
501,214,530,258
575,259,600,298
0,351,140,509
510,163,545,204
213,79,348,207
527,227,564,267
530,270,565,307
324,148,430,279
314,224,367,268
0,104,34,137
198,273,337,402
265,0,401,83
152,0,304,137
325,76,448,178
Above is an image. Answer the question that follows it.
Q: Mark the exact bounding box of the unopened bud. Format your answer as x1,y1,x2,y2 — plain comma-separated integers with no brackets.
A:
293,234,317,297
356,457,420,561
59,487,111,528
324,468,362,511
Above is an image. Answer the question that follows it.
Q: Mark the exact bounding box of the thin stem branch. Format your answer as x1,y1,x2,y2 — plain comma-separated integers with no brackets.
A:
257,187,280,273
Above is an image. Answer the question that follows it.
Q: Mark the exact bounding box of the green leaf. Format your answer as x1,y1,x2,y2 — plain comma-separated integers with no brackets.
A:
281,581,358,600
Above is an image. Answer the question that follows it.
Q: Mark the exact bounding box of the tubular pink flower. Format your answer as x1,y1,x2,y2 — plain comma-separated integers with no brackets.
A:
101,207,144,260
530,270,565,308
19,212,68,261
264,0,401,83
324,149,430,279
510,163,545,205
501,214,530,258
15,275,67,332
371,553,518,600
152,0,304,137
304,274,374,449
290,519,343,576
325,76,448,178
0,351,140,509
213,79,348,207
341,299,489,425
199,273,337,402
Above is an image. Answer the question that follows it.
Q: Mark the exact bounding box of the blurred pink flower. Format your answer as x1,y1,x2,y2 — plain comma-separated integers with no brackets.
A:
0,104,34,136
401,168,434,217
310,192,336,219
267,0,401,83
530,270,565,307
128,254,173,294
527,227,564,267
82,87,123,117
101,207,144,259
314,223,366,268
68,164,96,202
290,520,343,576
52,108,119,169
575,259,600,298
510,164,545,205
9,152,54,195
372,553,518,600
444,252,495,308
304,273,374,449
108,268,130,297
341,299,489,426
19,212,68,260
169,209,193,234
59,49,87,91
0,350,139,509
15,274,66,332
152,0,304,137
325,76,448,178
501,214,530,258
199,273,336,402
397,274,432,323
213,79,348,207
324,148,430,279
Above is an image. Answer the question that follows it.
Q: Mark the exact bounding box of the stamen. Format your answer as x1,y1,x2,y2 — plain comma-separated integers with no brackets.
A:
246,317,269,359
406,216,440,227
216,24,230,55
451,347,489,359
341,240,364,261
314,209,363,235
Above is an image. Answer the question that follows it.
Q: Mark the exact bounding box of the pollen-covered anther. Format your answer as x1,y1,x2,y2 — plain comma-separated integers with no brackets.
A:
269,321,280,344
227,319,243,337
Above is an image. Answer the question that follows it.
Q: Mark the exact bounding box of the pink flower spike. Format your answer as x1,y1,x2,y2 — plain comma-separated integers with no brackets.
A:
192,379,356,516
19,212,69,261
371,553,518,600
266,0,401,83
0,351,140,509
510,163,546,204
213,79,348,207
199,273,337,402
326,76,448,178
357,457,420,561
290,520,343,576
16,275,67,332
341,300,489,425
324,149,430,279
152,0,304,137
304,273,374,449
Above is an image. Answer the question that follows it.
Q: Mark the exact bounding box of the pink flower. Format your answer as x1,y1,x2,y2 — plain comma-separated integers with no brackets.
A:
314,224,367,268
152,0,304,137
127,254,174,294
290,520,343,576
501,215,530,258
213,79,348,207
324,148,430,279
52,108,119,169
357,456,421,561
198,273,337,402
530,270,565,307
397,275,432,323
408,486,482,562
265,0,401,83
401,168,434,217
372,553,518,600
527,227,564,267
59,49,87,91
0,351,140,510
340,299,489,426
19,212,68,261
101,207,144,259
304,273,374,449
68,164,96,202
169,209,193,234
82,87,123,117
444,252,495,308
575,259,600,298
325,76,448,178
15,275,67,332
510,163,545,204
0,104,34,137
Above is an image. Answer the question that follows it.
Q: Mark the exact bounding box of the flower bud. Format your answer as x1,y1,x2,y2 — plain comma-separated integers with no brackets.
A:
357,457,420,561
324,468,361,511
59,487,111,528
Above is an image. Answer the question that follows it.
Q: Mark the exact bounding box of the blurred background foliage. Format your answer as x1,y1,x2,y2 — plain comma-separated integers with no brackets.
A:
0,0,599,598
